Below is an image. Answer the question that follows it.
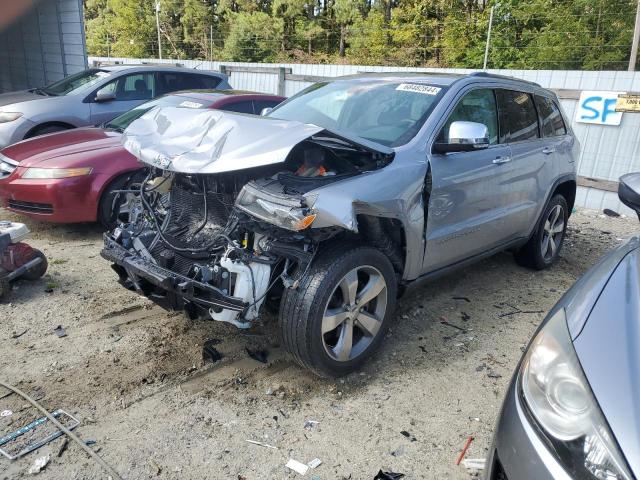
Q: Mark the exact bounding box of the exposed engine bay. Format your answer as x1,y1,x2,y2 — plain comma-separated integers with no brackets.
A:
102,122,393,328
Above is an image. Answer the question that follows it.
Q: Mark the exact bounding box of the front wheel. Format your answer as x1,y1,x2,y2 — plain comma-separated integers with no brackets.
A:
279,243,397,377
515,194,568,270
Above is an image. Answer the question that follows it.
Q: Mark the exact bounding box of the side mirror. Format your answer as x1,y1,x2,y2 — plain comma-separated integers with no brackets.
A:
95,89,116,103
433,121,490,154
618,173,640,216
260,107,273,116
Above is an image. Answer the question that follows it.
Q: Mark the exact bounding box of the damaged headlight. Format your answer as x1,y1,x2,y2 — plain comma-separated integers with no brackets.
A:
235,183,316,231
520,308,632,480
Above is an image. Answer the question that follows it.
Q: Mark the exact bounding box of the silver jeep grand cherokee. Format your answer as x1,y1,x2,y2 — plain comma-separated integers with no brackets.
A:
101,72,578,377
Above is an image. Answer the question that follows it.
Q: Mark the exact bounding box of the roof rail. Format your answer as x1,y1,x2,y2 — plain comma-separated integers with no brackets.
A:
469,71,541,87
91,60,185,68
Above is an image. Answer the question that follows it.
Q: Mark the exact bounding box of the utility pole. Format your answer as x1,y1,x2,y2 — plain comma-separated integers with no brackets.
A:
483,5,495,70
155,1,162,60
210,25,214,63
630,0,640,71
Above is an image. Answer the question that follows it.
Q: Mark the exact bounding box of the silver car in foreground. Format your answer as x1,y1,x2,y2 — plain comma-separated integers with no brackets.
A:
487,173,640,480
101,73,578,377
0,65,231,148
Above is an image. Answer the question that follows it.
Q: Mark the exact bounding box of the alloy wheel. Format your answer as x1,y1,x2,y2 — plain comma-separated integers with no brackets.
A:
321,265,388,362
541,204,565,261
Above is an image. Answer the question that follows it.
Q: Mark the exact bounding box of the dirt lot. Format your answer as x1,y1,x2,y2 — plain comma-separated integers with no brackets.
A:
0,207,637,480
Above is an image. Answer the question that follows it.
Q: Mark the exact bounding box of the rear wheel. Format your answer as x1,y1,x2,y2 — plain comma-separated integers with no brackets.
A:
515,194,568,270
22,249,48,281
279,243,397,377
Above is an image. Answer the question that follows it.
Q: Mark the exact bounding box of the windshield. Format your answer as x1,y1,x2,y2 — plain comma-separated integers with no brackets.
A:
42,69,111,96
104,94,215,132
268,80,446,147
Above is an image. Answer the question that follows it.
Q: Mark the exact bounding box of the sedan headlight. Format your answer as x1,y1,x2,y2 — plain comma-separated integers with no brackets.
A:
520,308,633,480
0,112,23,123
235,183,316,231
22,167,93,179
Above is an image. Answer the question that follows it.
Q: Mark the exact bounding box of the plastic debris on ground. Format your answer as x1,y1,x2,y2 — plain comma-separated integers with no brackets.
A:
603,208,620,218
304,419,320,430
202,339,223,363
245,439,277,449
462,458,486,470
52,326,67,338
245,347,268,364
285,458,310,475
455,435,474,465
307,458,322,469
0,409,12,417
400,430,416,442
373,470,405,479
27,454,50,475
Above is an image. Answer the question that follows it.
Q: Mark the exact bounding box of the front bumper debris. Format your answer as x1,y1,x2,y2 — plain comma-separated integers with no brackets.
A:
101,235,246,313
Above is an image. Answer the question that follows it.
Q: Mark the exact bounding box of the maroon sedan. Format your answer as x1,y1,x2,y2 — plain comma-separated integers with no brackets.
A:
0,91,285,227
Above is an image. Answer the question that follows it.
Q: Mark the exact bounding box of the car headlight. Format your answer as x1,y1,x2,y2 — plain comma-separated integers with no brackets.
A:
520,308,633,480
21,167,93,179
0,112,23,123
235,183,316,231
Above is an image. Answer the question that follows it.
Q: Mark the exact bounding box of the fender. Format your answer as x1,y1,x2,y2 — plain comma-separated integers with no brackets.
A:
525,173,577,241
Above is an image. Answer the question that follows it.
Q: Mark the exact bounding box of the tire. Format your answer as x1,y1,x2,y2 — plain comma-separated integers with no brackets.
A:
97,171,146,230
22,249,48,281
515,194,568,270
279,242,397,377
26,124,69,139
0,276,9,301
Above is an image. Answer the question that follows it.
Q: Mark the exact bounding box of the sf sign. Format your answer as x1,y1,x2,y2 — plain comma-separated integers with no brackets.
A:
576,91,625,126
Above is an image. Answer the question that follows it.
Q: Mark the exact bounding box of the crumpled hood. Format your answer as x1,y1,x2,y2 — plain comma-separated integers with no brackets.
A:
2,128,121,167
122,107,392,174
573,243,640,475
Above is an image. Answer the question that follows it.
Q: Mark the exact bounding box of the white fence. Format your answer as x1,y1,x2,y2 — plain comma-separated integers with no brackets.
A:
90,56,640,215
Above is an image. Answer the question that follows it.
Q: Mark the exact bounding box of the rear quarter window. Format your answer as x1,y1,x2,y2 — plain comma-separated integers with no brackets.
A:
496,90,540,143
535,95,567,137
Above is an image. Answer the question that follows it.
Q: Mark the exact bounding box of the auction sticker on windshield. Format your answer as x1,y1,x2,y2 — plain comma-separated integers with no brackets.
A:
396,84,442,95
179,101,204,109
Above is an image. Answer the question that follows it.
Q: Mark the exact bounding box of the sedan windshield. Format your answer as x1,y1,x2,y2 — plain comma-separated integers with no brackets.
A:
268,80,446,147
104,94,215,132
42,69,111,96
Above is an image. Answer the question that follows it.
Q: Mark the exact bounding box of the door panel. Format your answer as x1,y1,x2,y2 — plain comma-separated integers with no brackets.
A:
423,88,514,272
424,145,514,271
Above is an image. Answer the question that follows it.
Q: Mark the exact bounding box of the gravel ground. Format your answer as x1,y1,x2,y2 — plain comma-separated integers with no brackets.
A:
0,207,637,480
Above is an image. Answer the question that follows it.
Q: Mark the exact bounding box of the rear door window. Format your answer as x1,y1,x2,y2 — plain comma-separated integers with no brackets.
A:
100,73,155,101
496,90,540,143
437,89,499,145
535,95,567,137
158,73,221,94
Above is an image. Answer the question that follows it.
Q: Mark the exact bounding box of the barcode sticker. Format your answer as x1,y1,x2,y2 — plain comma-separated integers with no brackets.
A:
396,84,442,95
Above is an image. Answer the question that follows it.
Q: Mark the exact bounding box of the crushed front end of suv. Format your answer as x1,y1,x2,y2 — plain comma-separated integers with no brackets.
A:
102,75,577,377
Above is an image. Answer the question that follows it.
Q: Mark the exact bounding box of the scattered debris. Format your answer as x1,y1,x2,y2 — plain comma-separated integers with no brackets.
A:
245,347,269,364
455,435,474,465
374,470,405,479
245,439,277,449
56,438,69,458
400,430,416,442
460,312,470,322
307,458,322,469
498,305,543,317
603,208,620,218
418,345,428,354
0,409,80,460
11,329,28,339
52,325,67,338
439,317,467,333
202,339,223,363
452,296,471,303
1,409,12,417
285,458,310,475
390,445,405,457
27,454,50,475
462,458,486,470
304,419,320,430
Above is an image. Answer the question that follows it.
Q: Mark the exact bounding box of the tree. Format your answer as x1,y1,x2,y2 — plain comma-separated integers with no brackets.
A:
221,12,283,61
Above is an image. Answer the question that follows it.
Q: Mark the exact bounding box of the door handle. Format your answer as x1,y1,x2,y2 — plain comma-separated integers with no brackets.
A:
493,156,512,164
542,147,555,155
